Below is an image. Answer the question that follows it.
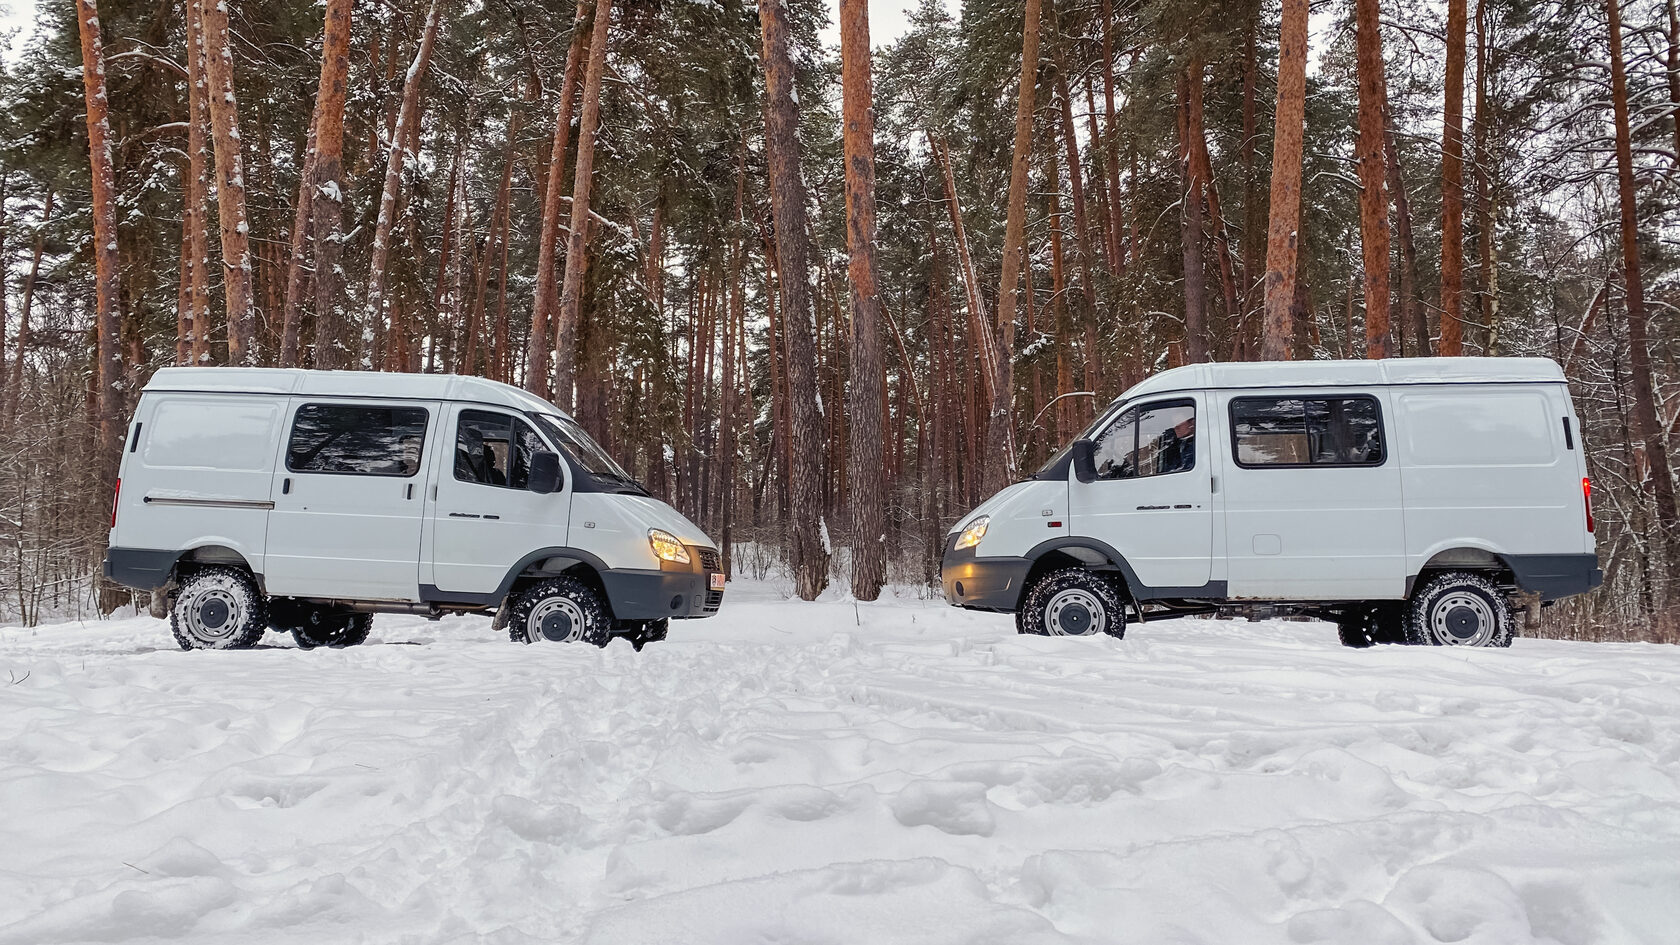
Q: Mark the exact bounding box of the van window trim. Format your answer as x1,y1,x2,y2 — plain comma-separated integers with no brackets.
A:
283,400,432,479
1092,396,1199,481
451,407,558,492
1227,393,1388,470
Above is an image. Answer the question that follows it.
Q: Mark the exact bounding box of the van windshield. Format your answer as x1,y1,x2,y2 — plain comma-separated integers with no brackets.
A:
530,414,639,487
1033,400,1126,478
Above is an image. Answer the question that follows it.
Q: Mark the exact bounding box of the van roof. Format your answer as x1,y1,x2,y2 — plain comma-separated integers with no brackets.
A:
142,368,572,419
1119,356,1565,402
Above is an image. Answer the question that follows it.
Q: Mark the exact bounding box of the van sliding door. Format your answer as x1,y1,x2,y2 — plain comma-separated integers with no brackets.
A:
264,399,433,601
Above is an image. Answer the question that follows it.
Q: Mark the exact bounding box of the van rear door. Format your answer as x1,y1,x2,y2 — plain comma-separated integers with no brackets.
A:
264,399,434,601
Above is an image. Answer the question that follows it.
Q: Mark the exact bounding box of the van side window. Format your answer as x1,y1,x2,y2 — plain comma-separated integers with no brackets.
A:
286,403,428,476
1093,400,1196,480
455,410,548,490
1231,396,1384,467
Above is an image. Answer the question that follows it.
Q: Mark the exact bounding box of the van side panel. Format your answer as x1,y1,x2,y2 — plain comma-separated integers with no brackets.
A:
1396,384,1581,581
114,393,281,575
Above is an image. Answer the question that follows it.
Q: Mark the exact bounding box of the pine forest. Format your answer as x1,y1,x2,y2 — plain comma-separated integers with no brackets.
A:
1,0,1677,641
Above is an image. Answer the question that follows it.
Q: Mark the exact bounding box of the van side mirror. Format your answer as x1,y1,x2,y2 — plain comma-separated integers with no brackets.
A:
1071,439,1097,483
528,451,562,494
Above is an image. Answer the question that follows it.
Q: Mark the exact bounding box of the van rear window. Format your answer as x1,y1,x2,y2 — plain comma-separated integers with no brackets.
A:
1230,396,1384,468
286,403,429,477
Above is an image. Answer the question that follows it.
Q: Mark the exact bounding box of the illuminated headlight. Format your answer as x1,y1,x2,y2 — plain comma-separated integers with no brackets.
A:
954,516,990,551
648,528,692,564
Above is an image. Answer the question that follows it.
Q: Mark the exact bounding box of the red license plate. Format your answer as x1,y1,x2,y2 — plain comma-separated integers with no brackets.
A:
709,573,725,591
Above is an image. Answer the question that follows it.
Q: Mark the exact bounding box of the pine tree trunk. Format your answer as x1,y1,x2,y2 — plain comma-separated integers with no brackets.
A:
527,0,592,397
1440,0,1468,356
5,189,50,429
1260,0,1309,361
1354,0,1393,359
759,0,830,599
989,0,1039,493
932,135,999,414
200,0,257,364
839,0,886,600
300,0,353,370
74,0,123,464
1053,72,1099,335
364,0,442,370
1177,61,1210,364
1099,0,1123,272
467,139,517,376
1240,0,1261,345
1384,108,1427,356
183,0,213,367
278,123,315,367
1472,0,1499,355
1607,0,1680,554
552,0,613,412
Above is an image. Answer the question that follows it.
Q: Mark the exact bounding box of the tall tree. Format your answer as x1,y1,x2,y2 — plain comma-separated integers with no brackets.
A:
200,0,257,364
1260,0,1309,361
182,0,212,367
1439,0,1468,356
1354,0,1392,358
363,0,443,369
303,0,354,370
840,0,886,601
526,0,591,397
73,0,123,460
988,0,1040,492
1178,56,1210,364
1607,0,1680,548
552,0,613,411
759,0,830,600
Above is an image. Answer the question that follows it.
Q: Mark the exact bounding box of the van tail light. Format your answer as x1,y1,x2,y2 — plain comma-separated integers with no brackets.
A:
1583,477,1594,533
111,478,121,528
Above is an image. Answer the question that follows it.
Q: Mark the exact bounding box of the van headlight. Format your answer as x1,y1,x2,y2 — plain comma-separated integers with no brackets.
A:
954,516,990,550
648,528,691,564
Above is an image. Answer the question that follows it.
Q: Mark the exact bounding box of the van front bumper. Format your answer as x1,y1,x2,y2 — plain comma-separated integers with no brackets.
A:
941,539,1030,612
602,544,725,620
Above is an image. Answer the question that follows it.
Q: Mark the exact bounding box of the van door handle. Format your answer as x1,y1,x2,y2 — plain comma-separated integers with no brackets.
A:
282,478,291,495
405,483,414,500
448,512,481,519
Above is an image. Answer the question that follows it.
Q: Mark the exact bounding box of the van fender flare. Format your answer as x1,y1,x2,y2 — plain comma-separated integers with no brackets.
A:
1406,540,1513,596
1021,537,1228,602
419,547,615,608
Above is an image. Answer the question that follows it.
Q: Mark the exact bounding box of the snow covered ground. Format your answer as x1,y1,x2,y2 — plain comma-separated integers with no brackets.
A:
3,578,1678,945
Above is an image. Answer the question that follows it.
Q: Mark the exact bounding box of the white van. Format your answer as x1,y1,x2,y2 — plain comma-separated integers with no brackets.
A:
104,368,724,650
942,358,1600,647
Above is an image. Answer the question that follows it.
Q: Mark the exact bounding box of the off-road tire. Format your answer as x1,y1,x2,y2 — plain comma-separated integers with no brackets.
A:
506,576,611,646
1404,571,1514,648
171,567,267,651
622,618,669,651
291,612,372,649
1017,568,1127,639
1336,603,1405,648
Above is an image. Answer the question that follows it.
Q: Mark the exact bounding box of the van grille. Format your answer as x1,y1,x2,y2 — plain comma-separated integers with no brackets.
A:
697,547,720,573
703,589,723,612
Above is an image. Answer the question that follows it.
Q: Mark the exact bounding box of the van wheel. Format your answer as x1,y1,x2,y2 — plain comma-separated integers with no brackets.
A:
292,613,372,649
507,576,611,646
1017,569,1127,639
171,567,267,651
1404,572,1513,648
622,618,670,651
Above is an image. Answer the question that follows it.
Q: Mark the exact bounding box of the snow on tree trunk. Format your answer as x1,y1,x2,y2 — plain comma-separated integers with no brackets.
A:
200,0,257,365
1260,0,1309,362
1354,0,1393,359
839,0,886,602
759,0,830,601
